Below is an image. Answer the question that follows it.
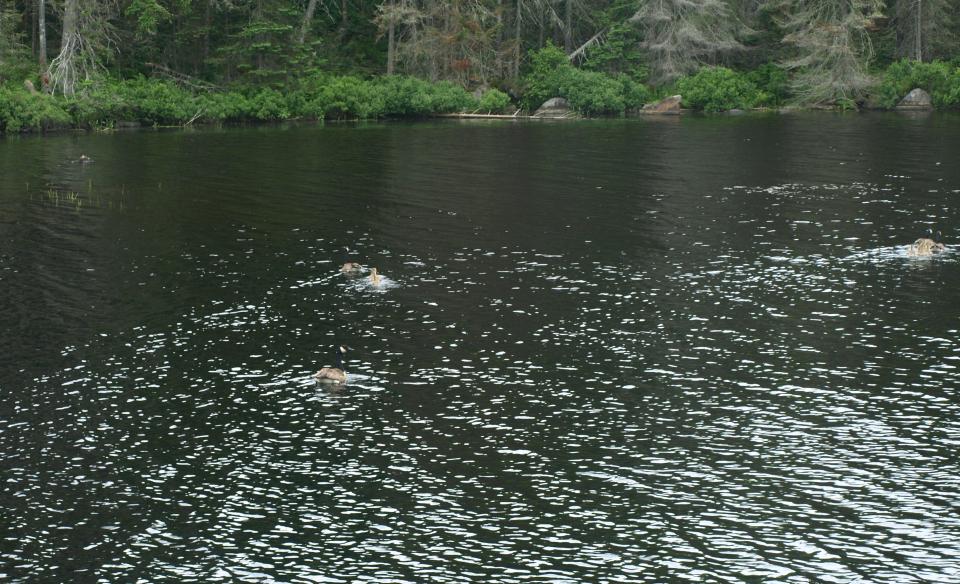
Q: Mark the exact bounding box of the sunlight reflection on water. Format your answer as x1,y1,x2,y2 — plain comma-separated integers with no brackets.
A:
2,117,960,582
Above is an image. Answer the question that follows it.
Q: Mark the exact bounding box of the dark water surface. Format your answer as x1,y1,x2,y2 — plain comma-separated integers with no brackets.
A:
2,114,959,583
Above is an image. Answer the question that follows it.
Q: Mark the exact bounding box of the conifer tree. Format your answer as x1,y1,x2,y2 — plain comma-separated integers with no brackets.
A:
893,0,956,61
629,0,744,84
769,0,884,105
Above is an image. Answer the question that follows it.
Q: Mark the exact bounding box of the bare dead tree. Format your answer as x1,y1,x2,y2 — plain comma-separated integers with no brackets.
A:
47,0,117,95
631,0,744,84
299,0,321,43
893,0,954,61
375,0,422,75
48,0,84,94
769,0,883,105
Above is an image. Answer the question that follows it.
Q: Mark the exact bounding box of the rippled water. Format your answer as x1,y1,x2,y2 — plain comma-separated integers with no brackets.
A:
2,114,960,582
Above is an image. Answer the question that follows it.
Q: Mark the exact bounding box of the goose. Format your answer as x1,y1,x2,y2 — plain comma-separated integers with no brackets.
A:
314,346,348,384
907,229,946,256
369,267,381,286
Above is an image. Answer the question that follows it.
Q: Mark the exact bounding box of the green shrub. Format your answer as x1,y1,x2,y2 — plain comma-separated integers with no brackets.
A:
115,77,198,124
478,88,511,113
375,75,436,116
560,68,626,115
0,87,72,132
0,71,474,132
65,85,131,128
318,75,384,119
246,88,290,120
875,59,960,109
60,78,200,127
521,43,652,115
421,80,476,113
521,43,570,110
677,67,764,112
287,89,326,120
617,74,651,110
746,64,789,106
196,91,245,122
292,75,473,119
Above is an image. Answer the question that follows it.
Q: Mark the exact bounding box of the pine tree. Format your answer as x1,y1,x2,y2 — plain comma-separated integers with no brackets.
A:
629,0,744,85
893,0,956,61
769,0,884,105
0,0,31,70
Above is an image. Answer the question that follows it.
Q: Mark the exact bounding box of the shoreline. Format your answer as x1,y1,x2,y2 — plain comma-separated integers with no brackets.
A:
0,106,948,139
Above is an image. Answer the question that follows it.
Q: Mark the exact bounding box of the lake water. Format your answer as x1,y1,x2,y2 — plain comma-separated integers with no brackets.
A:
2,114,959,583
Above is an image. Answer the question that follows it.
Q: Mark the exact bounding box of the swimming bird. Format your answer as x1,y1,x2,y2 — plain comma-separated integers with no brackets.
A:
314,346,348,384
78,154,93,164
369,267,381,286
907,228,946,256
340,262,362,274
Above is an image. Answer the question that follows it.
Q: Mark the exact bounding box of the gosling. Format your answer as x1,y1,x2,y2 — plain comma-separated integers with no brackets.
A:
314,346,348,384
369,267,381,286
907,229,946,256
340,262,362,274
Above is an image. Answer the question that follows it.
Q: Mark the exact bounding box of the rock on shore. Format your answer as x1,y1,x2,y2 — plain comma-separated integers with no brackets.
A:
640,95,683,115
896,88,933,110
533,97,577,118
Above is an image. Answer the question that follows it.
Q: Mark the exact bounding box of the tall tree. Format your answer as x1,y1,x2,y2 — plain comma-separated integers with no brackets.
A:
375,0,412,75
389,0,507,84
514,0,523,78
630,0,744,84
38,0,47,71
769,0,884,104
387,0,396,74
49,0,82,94
893,0,955,61
46,0,120,94
298,0,320,44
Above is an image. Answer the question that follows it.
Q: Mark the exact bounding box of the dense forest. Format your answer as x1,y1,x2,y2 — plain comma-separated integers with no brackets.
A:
2,0,960,131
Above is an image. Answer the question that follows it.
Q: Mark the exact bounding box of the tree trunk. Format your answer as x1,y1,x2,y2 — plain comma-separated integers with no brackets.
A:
29,0,37,58
299,0,319,44
339,0,349,38
564,0,572,52
513,0,521,79
255,0,264,71
537,10,543,48
48,0,80,95
916,0,922,61
37,0,47,67
61,0,78,50
202,0,211,70
387,0,396,75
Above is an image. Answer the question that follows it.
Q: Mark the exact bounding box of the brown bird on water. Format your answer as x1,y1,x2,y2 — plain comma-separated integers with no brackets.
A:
907,229,946,256
314,346,348,384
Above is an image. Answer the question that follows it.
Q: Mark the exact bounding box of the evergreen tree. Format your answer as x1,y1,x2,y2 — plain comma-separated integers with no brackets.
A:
629,0,744,85
892,0,956,61
769,0,884,105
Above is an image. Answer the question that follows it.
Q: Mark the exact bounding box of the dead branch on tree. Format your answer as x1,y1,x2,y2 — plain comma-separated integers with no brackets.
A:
145,62,220,91
567,27,606,62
